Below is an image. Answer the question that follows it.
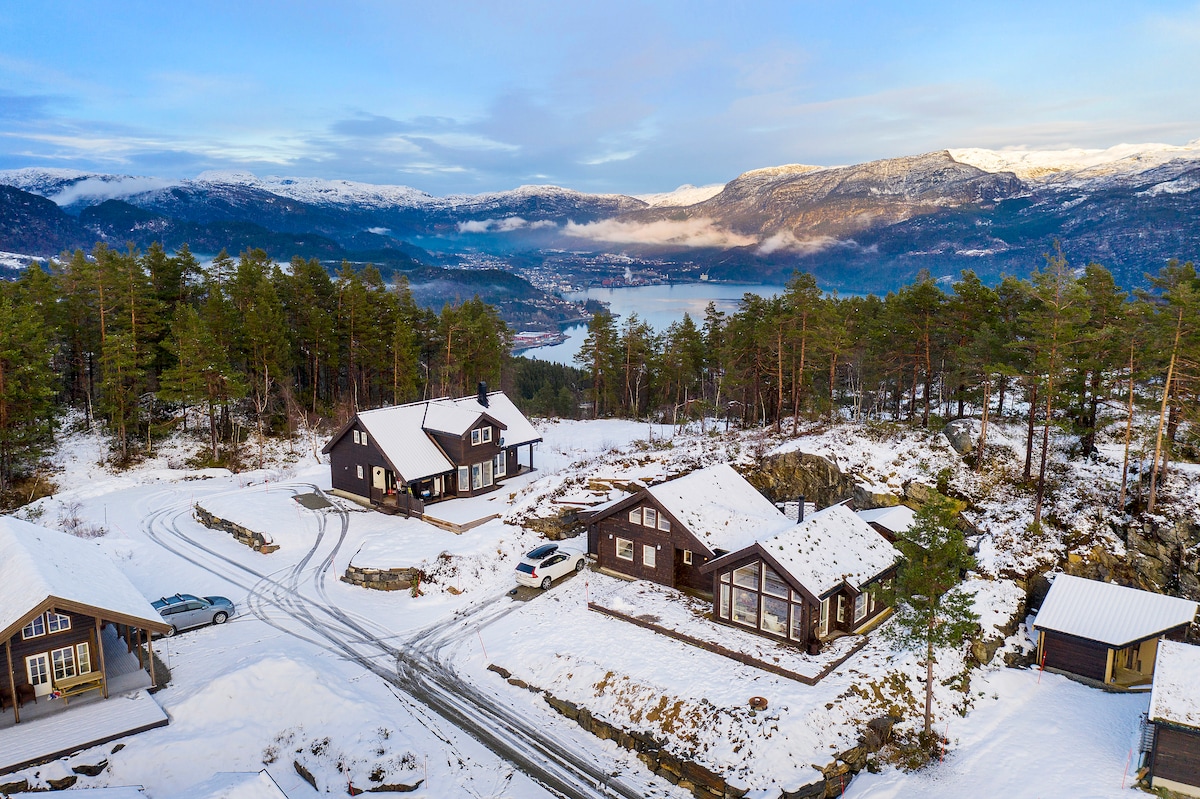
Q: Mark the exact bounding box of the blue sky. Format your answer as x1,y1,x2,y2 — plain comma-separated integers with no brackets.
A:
2,1,1199,195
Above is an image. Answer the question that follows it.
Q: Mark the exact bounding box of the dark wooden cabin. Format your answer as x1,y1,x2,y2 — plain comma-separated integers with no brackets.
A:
699,503,900,653
584,464,792,593
0,518,170,724
1146,640,1200,797
323,385,542,515
1032,574,1197,689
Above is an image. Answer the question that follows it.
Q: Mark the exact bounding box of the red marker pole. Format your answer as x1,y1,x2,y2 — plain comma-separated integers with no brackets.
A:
477,629,488,661
1121,747,1133,789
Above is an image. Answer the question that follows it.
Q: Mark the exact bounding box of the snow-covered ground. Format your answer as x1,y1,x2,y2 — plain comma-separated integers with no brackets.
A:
3,413,1195,797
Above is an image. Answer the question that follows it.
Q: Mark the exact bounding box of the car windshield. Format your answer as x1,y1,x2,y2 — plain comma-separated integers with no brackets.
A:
516,563,535,574
526,544,558,559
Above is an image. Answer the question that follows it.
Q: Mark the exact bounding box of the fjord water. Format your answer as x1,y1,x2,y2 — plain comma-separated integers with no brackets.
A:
529,282,779,365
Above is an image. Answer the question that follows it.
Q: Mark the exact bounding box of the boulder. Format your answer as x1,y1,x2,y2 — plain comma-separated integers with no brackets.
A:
71,761,108,777
747,451,857,508
853,484,900,510
942,419,977,455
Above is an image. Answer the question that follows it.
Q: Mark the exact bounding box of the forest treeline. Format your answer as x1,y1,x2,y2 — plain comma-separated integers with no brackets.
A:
574,251,1200,521
0,242,520,495
0,240,1196,523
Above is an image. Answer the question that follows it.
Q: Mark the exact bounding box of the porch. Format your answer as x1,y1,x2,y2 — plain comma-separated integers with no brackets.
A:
0,624,153,731
0,625,167,775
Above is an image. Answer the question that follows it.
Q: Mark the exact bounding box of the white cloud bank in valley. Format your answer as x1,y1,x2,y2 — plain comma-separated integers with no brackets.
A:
757,231,841,255
564,217,757,248
457,217,557,233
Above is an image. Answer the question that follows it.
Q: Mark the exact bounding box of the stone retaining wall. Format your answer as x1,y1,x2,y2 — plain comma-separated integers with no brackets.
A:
486,664,897,799
342,564,424,591
194,505,279,553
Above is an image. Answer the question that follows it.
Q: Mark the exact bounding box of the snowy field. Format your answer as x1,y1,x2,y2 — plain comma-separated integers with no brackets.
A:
1,414,1188,797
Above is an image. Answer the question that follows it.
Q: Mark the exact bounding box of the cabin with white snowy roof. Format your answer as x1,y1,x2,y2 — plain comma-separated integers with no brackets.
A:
584,463,793,593
0,517,169,740
1032,574,1197,688
1147,640,1200,797
699,503,901,653
322,384,541,516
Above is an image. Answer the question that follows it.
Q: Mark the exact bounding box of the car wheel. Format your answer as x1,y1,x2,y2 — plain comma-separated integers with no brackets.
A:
213,611,228,625
540,576,552,590
575,558,586,572
164,625,177,637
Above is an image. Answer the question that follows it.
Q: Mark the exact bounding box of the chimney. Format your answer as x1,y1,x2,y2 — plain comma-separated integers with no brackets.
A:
477,381,489,407
797,495,805,523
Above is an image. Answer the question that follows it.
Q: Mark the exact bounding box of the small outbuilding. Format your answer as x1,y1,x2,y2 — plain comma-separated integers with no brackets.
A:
699,503,900,652
856,505,917,543
1146,640,1200,797
1032,574,1197,688
584,463,792,593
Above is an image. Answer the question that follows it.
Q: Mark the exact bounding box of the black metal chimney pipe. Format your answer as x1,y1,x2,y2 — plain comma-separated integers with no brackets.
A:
478,381,489,407
798,495,805,523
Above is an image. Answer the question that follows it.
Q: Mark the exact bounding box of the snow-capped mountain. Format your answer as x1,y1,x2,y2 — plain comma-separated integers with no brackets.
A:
3,137,1200,291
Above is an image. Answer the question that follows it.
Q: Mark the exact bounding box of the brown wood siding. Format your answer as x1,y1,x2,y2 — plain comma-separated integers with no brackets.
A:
1041,630,1110,681
593,500,712,590
328,423,394,498
6,610,97,688
1152,724,1200,788
428,425,503,497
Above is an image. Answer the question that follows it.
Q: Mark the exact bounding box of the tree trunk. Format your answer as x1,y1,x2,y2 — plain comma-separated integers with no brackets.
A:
1119,342,1135,513
924,622,935,737
1024,381,1038,481
975,376,990,472
1034,367,1055,526
1149,311,1182,512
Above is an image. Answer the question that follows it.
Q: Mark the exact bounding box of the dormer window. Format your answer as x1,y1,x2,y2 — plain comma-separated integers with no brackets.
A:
471,427,492,446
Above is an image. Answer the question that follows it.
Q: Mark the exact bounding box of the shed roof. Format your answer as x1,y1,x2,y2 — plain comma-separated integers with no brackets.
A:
1150,640,1200,730
857,505,917,535
755,504,900,597
645,464,792,553
1032,574,1198,647
0,516,166,640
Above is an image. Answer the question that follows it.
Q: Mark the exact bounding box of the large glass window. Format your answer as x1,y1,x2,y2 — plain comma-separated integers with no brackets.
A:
733,562,760,589
761,595,788,634
482,458,493,487
77,642,92,674
762,566,789,598
732,587,758,626
719,584,731,619
616,538,634,561
643,508,658,528
819,597,830,636
854,593,867,622
643,545,656,568
790,603,805,641
494,453,507,477
457,466,469,491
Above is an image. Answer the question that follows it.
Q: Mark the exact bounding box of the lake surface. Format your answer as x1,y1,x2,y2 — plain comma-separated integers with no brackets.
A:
527,282,780,366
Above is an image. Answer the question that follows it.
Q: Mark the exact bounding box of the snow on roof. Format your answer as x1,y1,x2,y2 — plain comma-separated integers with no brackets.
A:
1150,640,1200,730
757,504,901,597
448,391,541,446
1032,574,1198,647
645,463,791,553
356,403,454,481
420,402,488,436
353,391,540,482
174,770,289,799
857,504,917,534
0,516,165,637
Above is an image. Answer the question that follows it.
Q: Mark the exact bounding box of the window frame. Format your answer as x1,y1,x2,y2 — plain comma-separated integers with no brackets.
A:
657,515,671,532
481,426,492,443
642,544,656,568
819,597,831,637
46,612,71,633
853,592,867,622
51,645,77,682
471,429,482,446
356,464,364,480
615,537,634,561
642,508,658,529
457,465,470,491
682,549,693,566
494,452,507,478
22,615,46,640
628,509,642,525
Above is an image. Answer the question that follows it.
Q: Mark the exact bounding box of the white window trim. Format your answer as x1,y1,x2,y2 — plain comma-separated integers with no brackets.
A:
643,508,657,528
657,516,671,532
76,642,92,674
356,464,364,479
471,429,482,446
51,645,77,682
25,653,50,689
616,537,634,561
458,466,470,491
837,595,846,623
854,593,867,622
360,432,368,447
22,615,46,640
481,426,492,443
352,430,360,444
819,597,830,637
46,612,70,634
682,550,693,566
628,509,642,525
494,453,507,477
643,544,656,568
